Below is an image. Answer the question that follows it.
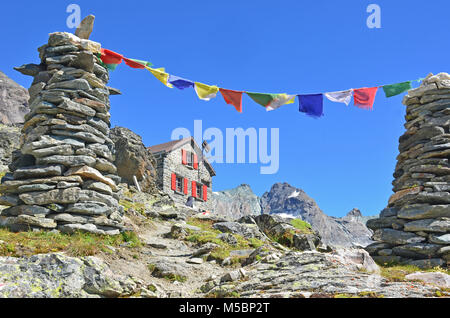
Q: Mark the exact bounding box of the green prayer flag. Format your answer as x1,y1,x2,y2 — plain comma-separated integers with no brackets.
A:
383,81,412,98
246,92,277,107
129,58,153,67
105,63,119,71
96,53,118,71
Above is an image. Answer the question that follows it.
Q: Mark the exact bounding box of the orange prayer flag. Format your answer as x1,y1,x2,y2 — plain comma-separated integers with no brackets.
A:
353,87,379,110
100,48,123,65
220,88,243,113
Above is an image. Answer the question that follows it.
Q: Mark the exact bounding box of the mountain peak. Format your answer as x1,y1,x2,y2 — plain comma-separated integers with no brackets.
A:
211,184,261,219
0,71,29,124
346,208,363,218
260,182,373,247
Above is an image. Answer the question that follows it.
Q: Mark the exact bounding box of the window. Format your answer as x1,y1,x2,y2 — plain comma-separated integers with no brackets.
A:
194,182,208,202
172,173,187,194
182,149,198,170
176,176,183,193
186,152,194,168
196,183,203,199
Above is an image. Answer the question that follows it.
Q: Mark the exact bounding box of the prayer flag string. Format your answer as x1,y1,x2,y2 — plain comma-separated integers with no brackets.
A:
99,48,422,116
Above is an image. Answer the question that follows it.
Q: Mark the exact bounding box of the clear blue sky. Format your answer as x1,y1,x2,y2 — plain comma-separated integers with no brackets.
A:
1,1,448,217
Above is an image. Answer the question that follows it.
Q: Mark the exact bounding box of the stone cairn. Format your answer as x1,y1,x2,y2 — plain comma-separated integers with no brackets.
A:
366,72,450,268
0,24,126,235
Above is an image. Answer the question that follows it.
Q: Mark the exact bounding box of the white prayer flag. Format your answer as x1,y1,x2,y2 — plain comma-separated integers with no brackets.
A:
324,89,353,106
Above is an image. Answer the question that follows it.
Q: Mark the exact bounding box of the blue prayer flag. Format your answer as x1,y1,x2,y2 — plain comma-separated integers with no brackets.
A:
168,75,195,90
298,94,324,118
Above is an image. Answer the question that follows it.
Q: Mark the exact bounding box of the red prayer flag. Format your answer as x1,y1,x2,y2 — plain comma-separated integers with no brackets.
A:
353,87,379,110
100,48,123,65
123,58,146,69
220,88,243,113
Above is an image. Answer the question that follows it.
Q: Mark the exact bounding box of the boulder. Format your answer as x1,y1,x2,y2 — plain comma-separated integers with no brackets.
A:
0,253,137,298
213,221,266,240
293,233,321,251
331,248,380,274
148,259,189,280
109,127,157,193
404,272,450,288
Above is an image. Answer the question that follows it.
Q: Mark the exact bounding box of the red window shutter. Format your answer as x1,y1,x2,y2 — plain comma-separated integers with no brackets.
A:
184,178,189,195
182,150,187,165
171,173,176,191
192,181,197,198
193,154,198,170
203,185,208,201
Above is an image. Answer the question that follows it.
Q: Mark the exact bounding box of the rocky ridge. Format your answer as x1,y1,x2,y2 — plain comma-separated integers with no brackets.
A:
211,184,262,220
233,182,374,247
212,183,375,248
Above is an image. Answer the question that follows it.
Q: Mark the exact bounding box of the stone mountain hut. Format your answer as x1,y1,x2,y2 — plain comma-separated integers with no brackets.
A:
148,137,216,210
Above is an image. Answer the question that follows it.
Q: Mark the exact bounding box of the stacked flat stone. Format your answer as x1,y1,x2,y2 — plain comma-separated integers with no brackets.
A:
0,32,125,235
366,72,450,268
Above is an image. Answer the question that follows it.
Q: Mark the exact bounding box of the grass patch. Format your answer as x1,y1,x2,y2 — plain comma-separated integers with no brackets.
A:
271,230,296,247
379,264,450,282
260,219,313,248
185,217,265,265
186,218,216,231
185,230,224,246
248,238,265,249
0,228,141,257
0,170,6,180
334,293,358,298
119,199,146,216
290,219,313,234
164,274,187,283
206,290,241,298
358,291,385,298
147,284,157,292
147,264,187,283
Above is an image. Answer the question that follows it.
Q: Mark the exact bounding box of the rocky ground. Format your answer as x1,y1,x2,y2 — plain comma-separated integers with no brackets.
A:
0,188,448,298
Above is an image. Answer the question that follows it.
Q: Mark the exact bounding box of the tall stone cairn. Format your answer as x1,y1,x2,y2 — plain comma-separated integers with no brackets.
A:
366,72,450,268
0,30,126,235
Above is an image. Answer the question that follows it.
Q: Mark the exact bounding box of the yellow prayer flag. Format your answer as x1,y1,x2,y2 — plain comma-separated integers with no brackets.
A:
266,94,296,111
194,82,220,101
146,66,173,88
